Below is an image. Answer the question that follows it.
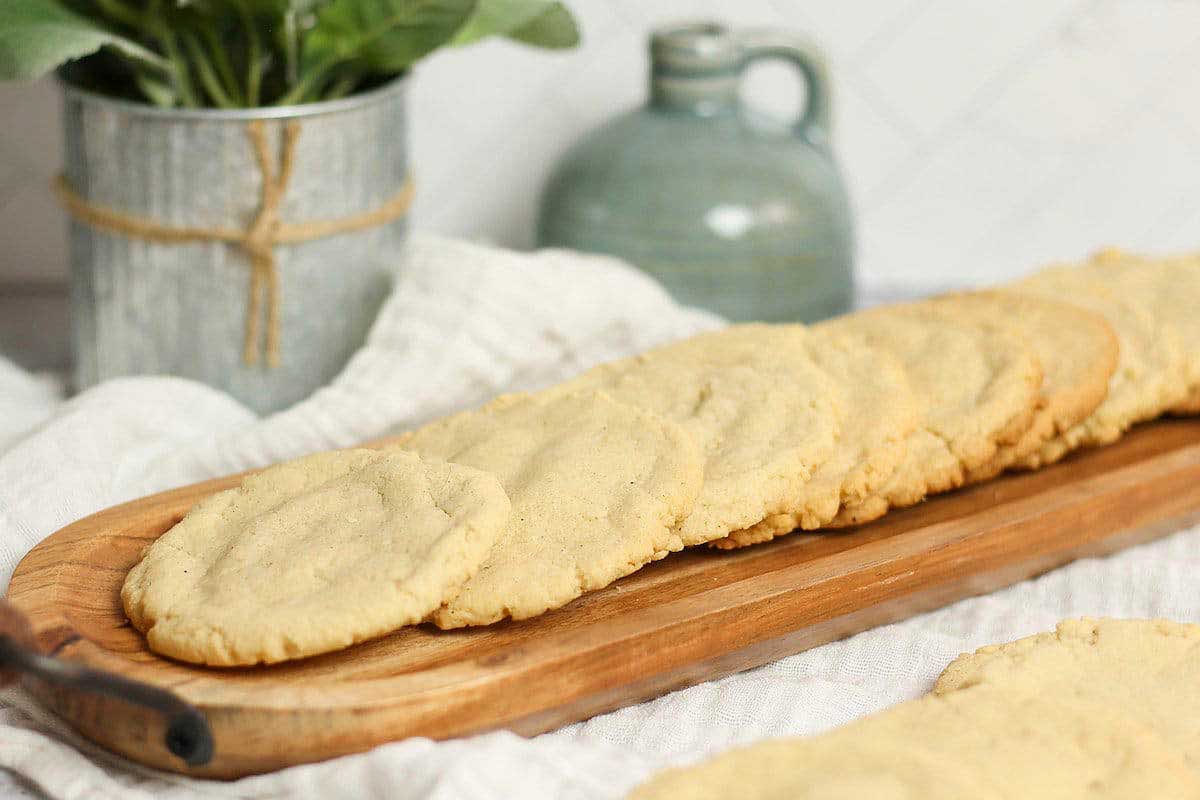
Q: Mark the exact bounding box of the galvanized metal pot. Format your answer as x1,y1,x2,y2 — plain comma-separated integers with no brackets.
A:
61,78,409,414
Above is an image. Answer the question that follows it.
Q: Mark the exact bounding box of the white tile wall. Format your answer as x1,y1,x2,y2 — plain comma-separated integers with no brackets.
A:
1,0,1199,336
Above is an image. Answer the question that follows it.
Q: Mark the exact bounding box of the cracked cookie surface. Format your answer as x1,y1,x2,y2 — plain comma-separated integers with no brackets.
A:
395,391,703,628
924,291,1119,481
122,449,512,666
1010,261,1189,466
710,331,919,549
545,325,842,546
818,304,1042,527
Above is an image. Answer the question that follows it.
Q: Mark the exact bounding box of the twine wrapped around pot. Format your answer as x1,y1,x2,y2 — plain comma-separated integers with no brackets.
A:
54,121,414,367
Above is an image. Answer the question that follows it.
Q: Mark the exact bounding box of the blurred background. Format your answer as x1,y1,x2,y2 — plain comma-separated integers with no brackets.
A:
3,0,1199,372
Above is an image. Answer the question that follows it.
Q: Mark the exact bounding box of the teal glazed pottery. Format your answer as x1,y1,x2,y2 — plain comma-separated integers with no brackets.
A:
537,22,855,322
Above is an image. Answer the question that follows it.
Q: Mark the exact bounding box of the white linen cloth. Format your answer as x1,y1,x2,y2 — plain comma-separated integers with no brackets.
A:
0,237,1197,800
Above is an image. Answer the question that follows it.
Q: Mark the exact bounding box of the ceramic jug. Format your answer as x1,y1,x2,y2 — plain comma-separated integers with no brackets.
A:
537,22,855,322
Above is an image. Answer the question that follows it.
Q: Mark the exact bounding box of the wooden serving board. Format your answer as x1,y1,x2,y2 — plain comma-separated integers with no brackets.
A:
8,419,1200,778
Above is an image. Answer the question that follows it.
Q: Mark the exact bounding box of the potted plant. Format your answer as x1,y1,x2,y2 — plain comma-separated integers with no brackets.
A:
0,0,578,413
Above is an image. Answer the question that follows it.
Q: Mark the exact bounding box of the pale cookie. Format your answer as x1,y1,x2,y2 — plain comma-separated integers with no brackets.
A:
935,617,1200,776
122,449,512,666
545,325,843,546
633,655,1199,799
630,724,995,800
394,391,703,628
1010,262,1189,466
829,430,963,526
894,688,1197,798
925,291,1118,482
1087,248,1200,415
710,332,919,549
818,304,1042,527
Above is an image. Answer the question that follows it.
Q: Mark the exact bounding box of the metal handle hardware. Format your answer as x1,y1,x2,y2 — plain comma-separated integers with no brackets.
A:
0,600,213,767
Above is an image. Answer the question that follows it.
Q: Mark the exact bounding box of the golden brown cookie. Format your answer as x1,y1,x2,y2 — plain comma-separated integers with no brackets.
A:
1010,260,1190,466
1086,248,1200,415
819,304,1042,527
394,391,704,628
924,291,1118,482
122,449,511,666
544,325,844,546
709,332,919,549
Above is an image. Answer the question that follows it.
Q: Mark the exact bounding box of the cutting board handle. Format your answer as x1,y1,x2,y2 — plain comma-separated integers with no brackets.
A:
0,600,38,686
0,598,214,767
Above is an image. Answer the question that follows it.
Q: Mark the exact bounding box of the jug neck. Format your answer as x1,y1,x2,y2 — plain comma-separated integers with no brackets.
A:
649,22,741,115
651,73,739,114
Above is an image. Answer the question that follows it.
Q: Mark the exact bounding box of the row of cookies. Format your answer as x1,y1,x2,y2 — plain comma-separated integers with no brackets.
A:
396,325,872,628
631,618,1200,799
121,249,1198,665
717,248,1198,547
389,247,1198,627
124,323,898,662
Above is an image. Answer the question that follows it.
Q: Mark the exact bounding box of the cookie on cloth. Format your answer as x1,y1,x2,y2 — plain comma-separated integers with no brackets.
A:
545,325,844,546
631,718,994,800
924,291,1118,482
394,391,704,628
632,618,1200,799
818,304,1043,527
709,332,919,550
631,682,1197,799
936,617,1200,775
1010,261,1189,467
122,449,512,666
1085,247,1200,415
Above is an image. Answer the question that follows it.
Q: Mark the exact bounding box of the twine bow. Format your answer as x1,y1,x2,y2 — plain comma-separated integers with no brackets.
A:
54,121,414,367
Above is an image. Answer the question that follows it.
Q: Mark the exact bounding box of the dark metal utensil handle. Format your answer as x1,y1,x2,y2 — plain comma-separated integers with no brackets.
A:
0,600,213,767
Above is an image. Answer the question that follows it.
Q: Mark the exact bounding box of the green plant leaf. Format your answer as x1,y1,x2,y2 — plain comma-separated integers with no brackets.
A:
505,2,577,49
450,0,559,46
303,0,476,74
0,0,168,80
134,70,177,106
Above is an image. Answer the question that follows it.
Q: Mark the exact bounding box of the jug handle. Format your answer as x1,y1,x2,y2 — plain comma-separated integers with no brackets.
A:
737,30,832,146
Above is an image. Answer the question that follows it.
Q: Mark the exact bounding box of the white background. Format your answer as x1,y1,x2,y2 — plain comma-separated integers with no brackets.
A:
2,0,1199,365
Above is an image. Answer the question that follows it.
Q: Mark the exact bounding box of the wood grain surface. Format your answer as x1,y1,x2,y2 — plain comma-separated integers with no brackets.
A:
7,419,1200,778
